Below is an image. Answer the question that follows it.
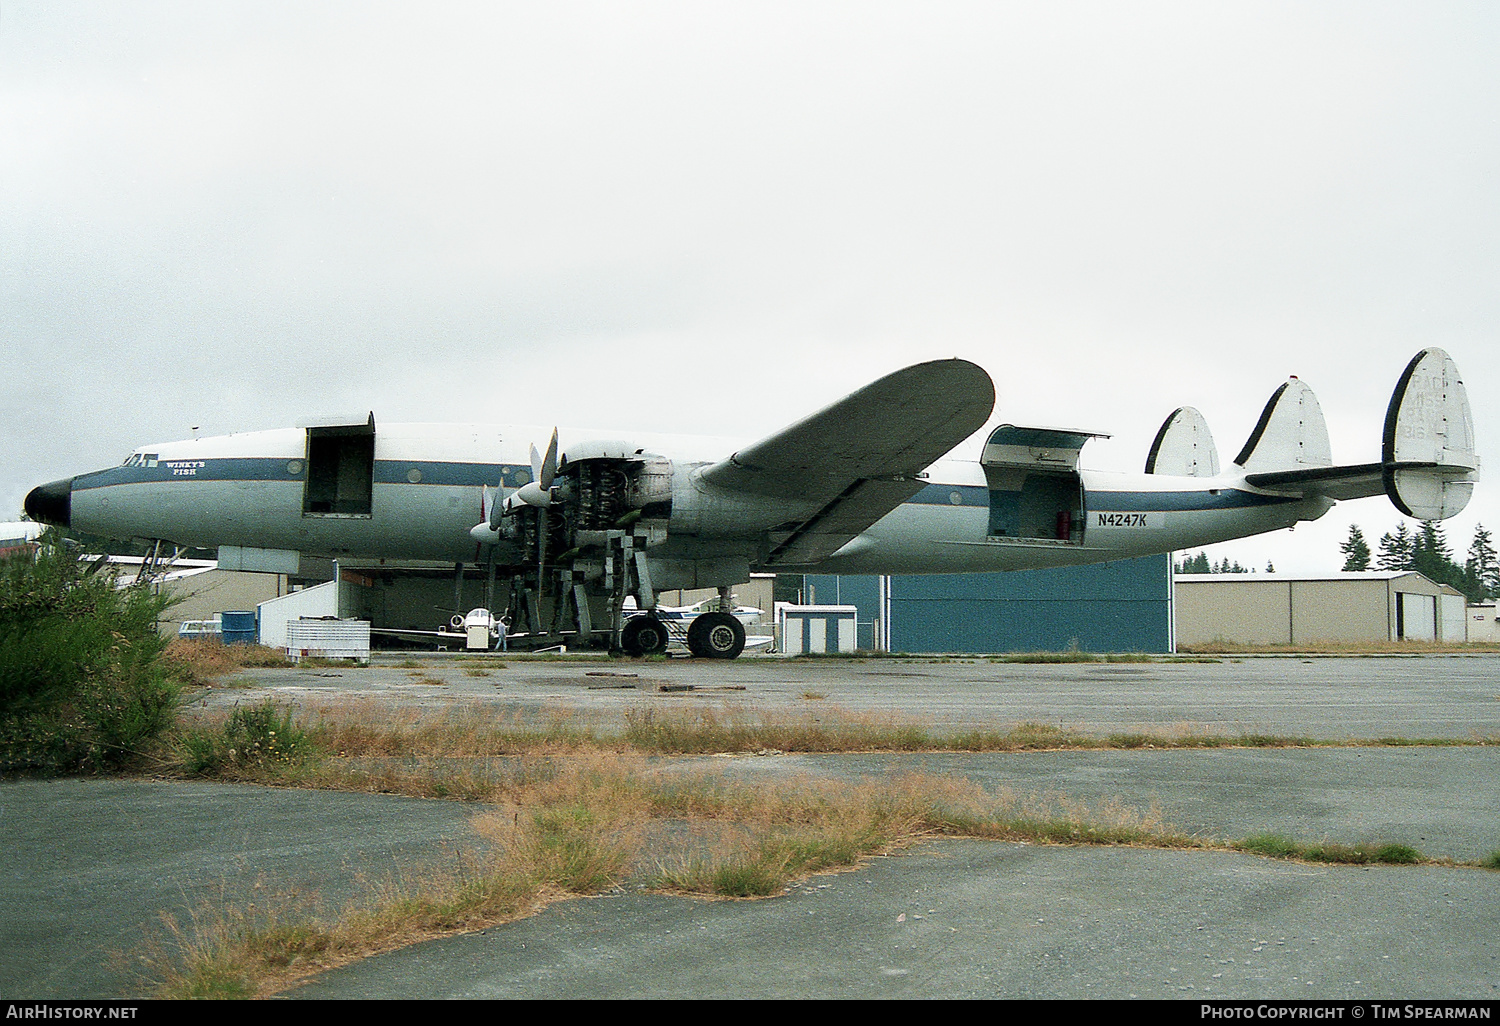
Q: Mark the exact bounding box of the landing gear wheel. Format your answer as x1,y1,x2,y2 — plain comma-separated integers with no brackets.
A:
687,611,746,659
621,615,670,657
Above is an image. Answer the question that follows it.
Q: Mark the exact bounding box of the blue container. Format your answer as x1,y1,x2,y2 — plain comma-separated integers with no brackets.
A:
220,610,257,646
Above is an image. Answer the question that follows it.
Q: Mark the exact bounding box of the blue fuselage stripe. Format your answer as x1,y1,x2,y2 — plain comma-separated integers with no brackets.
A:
71,460,1300,515
1088,490,1298,512
73,459,526,491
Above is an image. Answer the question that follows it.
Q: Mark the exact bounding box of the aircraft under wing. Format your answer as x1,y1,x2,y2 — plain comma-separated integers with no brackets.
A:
760,476,929,566
698,359,996,566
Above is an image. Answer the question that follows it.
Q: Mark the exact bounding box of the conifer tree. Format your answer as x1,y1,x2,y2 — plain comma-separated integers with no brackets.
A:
1464,524,1497,602
1377,524,1414,571
1412,521,1462,588
1340,525,1371,571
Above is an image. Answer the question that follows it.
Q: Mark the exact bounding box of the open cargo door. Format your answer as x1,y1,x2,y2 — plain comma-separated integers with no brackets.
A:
981,425,1106,543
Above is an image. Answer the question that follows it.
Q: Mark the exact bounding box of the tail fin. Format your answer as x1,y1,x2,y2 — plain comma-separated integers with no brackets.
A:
1383,348,1478,519
1145,407,1220,477
1233,378,1332,472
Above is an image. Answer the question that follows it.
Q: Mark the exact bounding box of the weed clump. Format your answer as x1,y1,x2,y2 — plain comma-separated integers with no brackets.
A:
162,638,290,686
0,539,179,774
1234,833,1427,865
179,703,315,777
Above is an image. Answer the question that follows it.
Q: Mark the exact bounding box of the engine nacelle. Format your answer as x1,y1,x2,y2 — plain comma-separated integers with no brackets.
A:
556,441,673,544
523,441,819,590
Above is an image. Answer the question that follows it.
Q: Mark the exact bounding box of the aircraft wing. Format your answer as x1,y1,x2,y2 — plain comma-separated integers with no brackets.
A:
699,359,995,565
1243,461,1439,502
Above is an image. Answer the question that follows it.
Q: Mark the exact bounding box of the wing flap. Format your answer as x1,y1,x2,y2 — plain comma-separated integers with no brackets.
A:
762,478,919,566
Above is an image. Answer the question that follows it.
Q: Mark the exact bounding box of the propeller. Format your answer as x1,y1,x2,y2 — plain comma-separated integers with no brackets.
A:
471,482,497,556
470,428,560,545
503,428,558,515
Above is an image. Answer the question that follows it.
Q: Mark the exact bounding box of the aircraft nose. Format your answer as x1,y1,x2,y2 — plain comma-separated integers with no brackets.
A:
24,478,72,528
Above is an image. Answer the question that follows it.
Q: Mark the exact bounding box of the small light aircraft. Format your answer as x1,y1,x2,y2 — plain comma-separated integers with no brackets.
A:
371,607,508,652
24,349,1478,658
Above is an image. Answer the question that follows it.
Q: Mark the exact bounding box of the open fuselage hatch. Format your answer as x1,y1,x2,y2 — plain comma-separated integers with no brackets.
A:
981,425,1106,545
302,414,375,518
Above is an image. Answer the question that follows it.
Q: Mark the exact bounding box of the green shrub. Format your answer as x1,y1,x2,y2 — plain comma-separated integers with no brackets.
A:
181,703,314,776
0,539,179,774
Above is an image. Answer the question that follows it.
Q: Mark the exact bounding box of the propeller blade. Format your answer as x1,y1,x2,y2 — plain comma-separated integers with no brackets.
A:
497,428,564,518
489,475,506,529
540,428,558,489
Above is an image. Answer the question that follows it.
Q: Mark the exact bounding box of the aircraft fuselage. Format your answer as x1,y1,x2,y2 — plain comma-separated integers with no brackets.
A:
36,421,1329,576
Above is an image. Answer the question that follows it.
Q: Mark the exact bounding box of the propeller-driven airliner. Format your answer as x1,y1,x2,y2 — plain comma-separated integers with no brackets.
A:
24,349,1478,658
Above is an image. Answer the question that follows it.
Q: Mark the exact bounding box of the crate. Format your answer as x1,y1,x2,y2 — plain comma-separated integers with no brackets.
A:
286,618,370,664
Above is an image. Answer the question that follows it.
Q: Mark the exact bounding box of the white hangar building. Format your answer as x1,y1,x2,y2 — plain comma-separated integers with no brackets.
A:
1174,571,1469,647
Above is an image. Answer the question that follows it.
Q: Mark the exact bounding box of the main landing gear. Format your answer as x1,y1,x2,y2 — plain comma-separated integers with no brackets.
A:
618,610,747,659
620,614,670,657
687,611,745,660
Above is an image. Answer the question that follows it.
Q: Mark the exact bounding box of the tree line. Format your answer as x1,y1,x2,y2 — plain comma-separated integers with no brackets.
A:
1174,553,1271,575
1176,521,1496,604
1339,521,1497,603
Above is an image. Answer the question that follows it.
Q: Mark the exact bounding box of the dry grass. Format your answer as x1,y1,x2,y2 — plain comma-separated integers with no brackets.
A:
308,700,608,759
141,826,604,998
170,700,1495,778
404,672,447,686
141,751,1203,996
144,692,1489,998
162,639,291,685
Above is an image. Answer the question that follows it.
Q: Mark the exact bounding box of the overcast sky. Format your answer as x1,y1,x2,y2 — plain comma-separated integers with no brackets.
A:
4,1,1497,574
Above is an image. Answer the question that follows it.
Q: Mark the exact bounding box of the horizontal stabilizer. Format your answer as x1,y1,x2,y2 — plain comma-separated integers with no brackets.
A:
1244,462,1386,501
1233,378,1332,472
1145,407,1219,478
1383,348,1479,519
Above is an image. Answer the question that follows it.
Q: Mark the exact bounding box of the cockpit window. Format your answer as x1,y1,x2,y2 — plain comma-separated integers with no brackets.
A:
122,453,159,468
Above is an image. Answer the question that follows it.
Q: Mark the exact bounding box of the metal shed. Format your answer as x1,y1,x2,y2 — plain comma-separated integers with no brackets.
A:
1173,571,1468,646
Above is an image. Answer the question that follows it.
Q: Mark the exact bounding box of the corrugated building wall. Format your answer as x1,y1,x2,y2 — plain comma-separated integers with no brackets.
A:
804,554,1173,654
1173,572,1468,646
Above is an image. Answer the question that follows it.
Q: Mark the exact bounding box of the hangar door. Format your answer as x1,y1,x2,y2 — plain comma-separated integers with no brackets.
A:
1441,595,1467,643
1397,592,1436,641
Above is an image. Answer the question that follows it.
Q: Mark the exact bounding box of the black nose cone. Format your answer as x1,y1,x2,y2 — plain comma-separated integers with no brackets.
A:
24,478,72,528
